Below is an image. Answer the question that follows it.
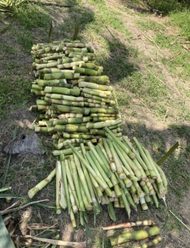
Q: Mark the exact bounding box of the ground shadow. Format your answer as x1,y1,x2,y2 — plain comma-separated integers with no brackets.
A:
100,35,139,83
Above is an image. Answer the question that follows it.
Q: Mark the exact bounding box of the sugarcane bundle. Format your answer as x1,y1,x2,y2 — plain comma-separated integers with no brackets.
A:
31,39,122,155
28,128,168,227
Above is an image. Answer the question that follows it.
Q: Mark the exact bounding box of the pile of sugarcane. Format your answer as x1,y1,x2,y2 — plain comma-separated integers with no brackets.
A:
31,39,122,154
104,220,162,248
28,128,167,227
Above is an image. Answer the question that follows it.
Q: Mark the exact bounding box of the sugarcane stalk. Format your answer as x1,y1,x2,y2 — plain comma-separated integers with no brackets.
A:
82,87,112,97
87,151,113,191
133,138,157,179
79,81,113,91
111,141,138,179
70,209,77,228
112,236,162,248
110,226,160,246
65,159,79,209
28,169,56,199
108,202,116,222
68,186,78,213
105,127,131,156
67,143,109,191
102,139,116,172
120,190,131,218
45,93,83,101
108,140,126,179
60,160,71,214
86,119,122,129
73,153,92,204
80,144,98,206
79,75,109,84
69,156,85,212
56,161,63,214
87,141,111,178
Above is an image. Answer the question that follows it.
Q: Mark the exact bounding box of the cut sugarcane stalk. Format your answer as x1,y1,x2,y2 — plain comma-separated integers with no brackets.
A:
28,169,56,199
61,160,71,214
110,226,160,246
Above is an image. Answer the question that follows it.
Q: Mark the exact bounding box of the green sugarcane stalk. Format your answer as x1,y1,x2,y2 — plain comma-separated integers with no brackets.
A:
56,161,64,214
80,182,93,211
28,169,56,198
145,179,155,195
44,72,79,80
102,139,117,172
111,141,138,179
82,88,111,98
87,119,122,129
31,84,43,90
79,75,110,84
87,150,113,190
65,159,79,209
132,181,145,198
110,226,160,246
139,196,149,211
45,93,84,101
79,81,113,91
87,142,111,178
143,148,162,184
108,202,116,222
73,153,92,204
108,141,126,179
121,190,131,218
69,156,85,212
81,62,101,70
44,86,80,96
92,117,117,122
43,117,91,127
80,144,98,206
74,66,101,76
112,236,162,248
55,124,88,133
68,186,78,213
83,93,113,103
52,105,90,115
58,113,83,118
133,138,157,179
105,127,131,156
61,160,71,214
31,89,45,96
67,143,109,191
95,146,118,188
45,98,86,107
70,209,77,228
123,187,137,211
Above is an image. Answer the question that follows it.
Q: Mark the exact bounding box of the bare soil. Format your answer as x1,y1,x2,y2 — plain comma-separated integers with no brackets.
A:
0,1,190,247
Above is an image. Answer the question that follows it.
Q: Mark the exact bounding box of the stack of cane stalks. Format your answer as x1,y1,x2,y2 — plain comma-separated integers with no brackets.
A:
31,39,122,155
28,127,167,227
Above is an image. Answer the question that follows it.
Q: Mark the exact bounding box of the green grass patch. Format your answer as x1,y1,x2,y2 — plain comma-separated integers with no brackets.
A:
137,19,165,32
14,3,51,30
0,72,31,119
169,9,190,37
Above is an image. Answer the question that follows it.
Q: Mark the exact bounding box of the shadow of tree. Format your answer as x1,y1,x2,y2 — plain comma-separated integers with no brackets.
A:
100,35,139,83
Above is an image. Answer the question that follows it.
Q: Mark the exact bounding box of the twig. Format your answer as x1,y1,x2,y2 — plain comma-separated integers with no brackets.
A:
144,67,164,84
168,52,181,62
139,30,162,54
169,210,190,232
1,199,49,215
24,235,86,248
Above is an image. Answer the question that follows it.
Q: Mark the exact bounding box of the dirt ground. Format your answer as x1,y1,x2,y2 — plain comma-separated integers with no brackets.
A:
0,0,190,247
